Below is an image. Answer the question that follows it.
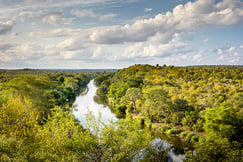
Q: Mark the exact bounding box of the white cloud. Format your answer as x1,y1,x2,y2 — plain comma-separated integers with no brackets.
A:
217,55,225,61
163,54,188,64
228,46,235,52
28,28,82,38
144,8,153,12
216,45,242,64
91,45,114,60
217,49,223,54
1,0,242,68
0,21,15,35
0,42,44,64
78,0,243,44
0,0,115,22
0,40,15,51
71,10,96,18
202,38,210,42
41,11,67,25
118,33,187,60
97,14,117,22
92,46,103,58
71,9,117,22
18,11,32,22
56,37,82,51
192,51,203,63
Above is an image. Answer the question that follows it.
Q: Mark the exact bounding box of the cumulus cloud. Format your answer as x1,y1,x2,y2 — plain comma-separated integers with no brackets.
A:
19,11,32,22
87,33,188,61
81,0,243,44
0,42,44,64
41,11,71,25
92,46,110,59
216,45,242,63
0,21,15,35
1,0,242,68
121,34,186,59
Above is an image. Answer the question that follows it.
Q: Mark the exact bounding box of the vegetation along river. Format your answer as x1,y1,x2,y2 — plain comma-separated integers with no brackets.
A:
72,79,192,162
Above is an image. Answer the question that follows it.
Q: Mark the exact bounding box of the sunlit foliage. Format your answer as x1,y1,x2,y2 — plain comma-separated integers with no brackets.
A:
95,64,243,161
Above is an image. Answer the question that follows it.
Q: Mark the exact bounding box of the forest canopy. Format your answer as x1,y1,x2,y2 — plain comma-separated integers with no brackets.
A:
94,64,243,161
0,65,242,161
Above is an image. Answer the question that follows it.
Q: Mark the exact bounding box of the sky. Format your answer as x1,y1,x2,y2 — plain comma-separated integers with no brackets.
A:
0,0,242,69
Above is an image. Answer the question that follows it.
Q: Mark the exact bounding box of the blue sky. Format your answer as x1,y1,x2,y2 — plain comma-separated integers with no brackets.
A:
0,0,242,69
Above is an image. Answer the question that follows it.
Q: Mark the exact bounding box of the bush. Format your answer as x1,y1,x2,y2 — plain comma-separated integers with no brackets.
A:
180,131,188,138
191,135,199,142
186,132,195,141
170,128,180,134
198,136,207,143
117,105,126,114
194,119,204,132
166,129,172,135
145,118,152,128
161,125,170,132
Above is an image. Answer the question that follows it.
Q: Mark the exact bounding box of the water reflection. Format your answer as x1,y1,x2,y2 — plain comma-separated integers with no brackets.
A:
72,79,119,126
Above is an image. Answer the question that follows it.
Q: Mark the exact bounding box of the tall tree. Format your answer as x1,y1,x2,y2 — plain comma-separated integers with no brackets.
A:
121,88,142,110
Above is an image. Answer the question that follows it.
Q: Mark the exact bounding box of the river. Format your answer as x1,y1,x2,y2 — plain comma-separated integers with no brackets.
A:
72,79,190,162
72,79,118,125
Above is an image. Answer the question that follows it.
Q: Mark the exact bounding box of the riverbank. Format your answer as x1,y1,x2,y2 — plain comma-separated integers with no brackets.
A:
73,79,192,161
93,64,243,161
127,111,206,143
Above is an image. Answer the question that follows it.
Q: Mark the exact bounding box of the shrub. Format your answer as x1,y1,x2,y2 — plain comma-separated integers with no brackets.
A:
194,119,204,132
166,129,172,135
180,131,188,138
161,125,170,132
198,136,207,143
186,132,195,141
170,128,180,134
191,135,199,142
145,118,152,128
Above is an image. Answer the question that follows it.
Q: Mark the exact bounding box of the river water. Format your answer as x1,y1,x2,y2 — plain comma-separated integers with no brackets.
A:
72,79,190,162
72,79,118,125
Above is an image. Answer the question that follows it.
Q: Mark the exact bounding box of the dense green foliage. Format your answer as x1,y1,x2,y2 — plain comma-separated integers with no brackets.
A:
0,70,90,118
0,98,158,161
95,64,243,161
0,69,167,161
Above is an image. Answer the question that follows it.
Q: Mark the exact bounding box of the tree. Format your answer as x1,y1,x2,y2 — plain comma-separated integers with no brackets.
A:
100,118,153,161
0,97,39,140
204,102,242,141
0,76,52,116
142,87,171,122
181,111,198,130
187,137,242,162
172,98,193,112
64,77,79,92
108,82,128,105
121,88,142,110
